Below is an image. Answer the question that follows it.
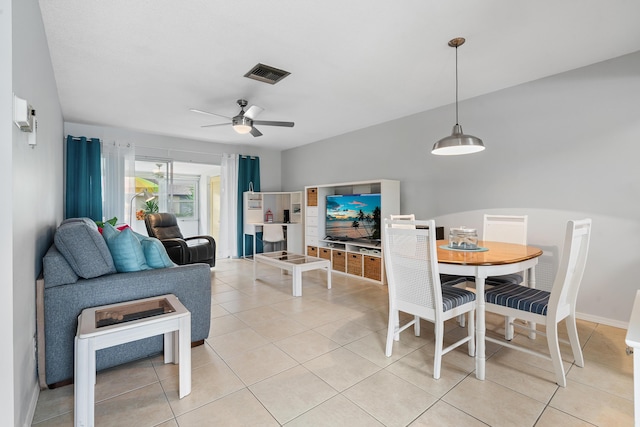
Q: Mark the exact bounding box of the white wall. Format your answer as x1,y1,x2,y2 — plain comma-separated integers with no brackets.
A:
282,51,640,326
1,0,15,423
10,0,65,425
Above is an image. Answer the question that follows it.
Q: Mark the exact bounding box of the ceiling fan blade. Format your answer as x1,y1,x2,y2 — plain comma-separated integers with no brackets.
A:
189,108,231,120
250,127,263,137
245,105,264,120
201,123,230,128
253,120,294,128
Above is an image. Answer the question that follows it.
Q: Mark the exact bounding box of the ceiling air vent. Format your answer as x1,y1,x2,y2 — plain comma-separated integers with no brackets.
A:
244,63,291,85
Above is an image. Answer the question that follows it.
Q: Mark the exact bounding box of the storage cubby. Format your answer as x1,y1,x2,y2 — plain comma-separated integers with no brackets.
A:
304,179,400,284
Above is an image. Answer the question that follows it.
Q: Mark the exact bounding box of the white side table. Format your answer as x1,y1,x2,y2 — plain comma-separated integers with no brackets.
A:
74,294,191,427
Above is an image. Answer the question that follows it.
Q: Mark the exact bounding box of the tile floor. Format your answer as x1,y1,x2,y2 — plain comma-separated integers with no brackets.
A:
32,259,634,426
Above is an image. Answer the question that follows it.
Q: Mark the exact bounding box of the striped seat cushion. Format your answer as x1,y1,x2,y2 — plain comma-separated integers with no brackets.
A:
440,274,470,287
440,273,523,287
486,273,523,286
442,286,476,312
485,283,550,315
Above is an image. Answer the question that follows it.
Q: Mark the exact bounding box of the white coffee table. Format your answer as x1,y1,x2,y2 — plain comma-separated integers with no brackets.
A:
253,251,331,296
74,294,191,427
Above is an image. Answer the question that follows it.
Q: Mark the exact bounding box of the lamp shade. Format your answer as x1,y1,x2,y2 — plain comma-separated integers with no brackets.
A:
432,124,485,156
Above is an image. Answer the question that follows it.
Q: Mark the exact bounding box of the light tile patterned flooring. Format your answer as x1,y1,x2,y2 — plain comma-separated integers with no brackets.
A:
32,259,634,426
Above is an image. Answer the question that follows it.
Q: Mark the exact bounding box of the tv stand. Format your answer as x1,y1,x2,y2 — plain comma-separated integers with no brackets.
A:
304,179,400,284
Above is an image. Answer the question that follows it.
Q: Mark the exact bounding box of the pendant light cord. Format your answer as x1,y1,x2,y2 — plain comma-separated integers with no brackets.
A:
455,44,459,125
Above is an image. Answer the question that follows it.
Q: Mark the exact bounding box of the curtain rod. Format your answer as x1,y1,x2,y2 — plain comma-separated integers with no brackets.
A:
68,137,101,143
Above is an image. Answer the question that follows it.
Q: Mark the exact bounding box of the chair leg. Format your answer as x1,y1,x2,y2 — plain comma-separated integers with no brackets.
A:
547,324,567,387
414,315,421,337
458,313,466,327
385,308,398,357
505,316,515,340
433,321,444,380
566,314,584,367
468,310,475,357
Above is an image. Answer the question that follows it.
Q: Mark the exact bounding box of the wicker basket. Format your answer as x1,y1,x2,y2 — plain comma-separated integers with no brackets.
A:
363,256,382,281
319,248,331,260
307,246,318,257
347,253,363,276
307,188,318,206
332,250,346,272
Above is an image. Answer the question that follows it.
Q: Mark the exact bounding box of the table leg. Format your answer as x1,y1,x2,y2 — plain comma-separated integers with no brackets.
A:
528,266,537,340
293,266,302,297
74,337,87,427
253,230,258,259
634,349,640,427
178,315,191,399
253,255,257,282
326,265,332,290
476,275,486,380
164,331,175,364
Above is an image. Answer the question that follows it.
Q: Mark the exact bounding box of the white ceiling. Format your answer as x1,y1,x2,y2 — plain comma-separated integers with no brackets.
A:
39,0,640,151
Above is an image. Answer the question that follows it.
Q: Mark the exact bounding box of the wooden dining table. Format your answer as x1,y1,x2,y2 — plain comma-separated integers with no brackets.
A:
436,240,543,380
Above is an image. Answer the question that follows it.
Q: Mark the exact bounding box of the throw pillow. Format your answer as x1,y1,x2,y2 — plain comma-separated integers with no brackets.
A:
136,234,176,269
102,223,150,272
54,218,117,278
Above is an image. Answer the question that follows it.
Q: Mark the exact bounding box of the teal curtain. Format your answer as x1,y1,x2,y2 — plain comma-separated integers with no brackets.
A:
237,156,260,257
65,135,103,220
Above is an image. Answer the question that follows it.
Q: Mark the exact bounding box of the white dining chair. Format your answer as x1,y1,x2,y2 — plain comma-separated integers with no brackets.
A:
383,218,476,379
484,218,591,387
262,224,286,252
483,214,528,338
389,214,416,229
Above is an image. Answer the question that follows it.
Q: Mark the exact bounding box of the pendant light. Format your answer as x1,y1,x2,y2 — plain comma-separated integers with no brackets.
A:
432,37,485,156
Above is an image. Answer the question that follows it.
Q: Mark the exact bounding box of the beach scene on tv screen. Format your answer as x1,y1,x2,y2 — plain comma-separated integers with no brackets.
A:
326,194,381,241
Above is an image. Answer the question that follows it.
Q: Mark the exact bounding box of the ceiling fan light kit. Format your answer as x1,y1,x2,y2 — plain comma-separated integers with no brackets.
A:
191,98,294,137
232,116,253,134
432,37,485,156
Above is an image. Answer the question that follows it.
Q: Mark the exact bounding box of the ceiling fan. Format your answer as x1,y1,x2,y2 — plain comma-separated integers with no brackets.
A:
190,99,294,137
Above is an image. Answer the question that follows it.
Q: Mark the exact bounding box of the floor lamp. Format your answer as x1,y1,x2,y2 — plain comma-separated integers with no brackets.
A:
129,189,156,225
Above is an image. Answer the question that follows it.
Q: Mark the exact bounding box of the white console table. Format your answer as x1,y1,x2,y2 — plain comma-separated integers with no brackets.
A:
74,294,191,427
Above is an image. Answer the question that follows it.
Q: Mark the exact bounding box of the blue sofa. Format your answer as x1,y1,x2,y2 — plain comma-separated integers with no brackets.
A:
36,218,211,388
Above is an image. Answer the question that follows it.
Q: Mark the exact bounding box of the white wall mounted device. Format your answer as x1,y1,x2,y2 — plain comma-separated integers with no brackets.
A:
13,94,35,132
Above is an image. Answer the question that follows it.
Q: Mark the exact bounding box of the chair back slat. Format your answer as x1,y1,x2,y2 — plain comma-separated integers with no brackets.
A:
483,214,528,245
389,214,416,229
549,219,592,315
383,219,441,314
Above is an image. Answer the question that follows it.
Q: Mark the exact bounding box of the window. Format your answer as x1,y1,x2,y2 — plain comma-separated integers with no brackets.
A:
170,176,199,219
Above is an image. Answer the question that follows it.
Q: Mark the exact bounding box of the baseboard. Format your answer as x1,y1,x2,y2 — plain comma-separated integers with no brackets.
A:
24,378,39,427
576,311,628,329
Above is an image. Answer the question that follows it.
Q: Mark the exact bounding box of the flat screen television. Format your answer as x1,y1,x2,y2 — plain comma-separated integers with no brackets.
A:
325,193,381,242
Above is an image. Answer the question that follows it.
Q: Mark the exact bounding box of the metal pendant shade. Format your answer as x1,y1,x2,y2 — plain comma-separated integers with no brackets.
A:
432,38,485,156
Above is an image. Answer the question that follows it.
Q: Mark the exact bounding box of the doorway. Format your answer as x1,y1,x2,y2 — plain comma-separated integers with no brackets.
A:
133,159,221,253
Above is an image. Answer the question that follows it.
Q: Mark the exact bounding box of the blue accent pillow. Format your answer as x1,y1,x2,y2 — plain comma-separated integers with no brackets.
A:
133,231,176,269
54,218,116,278
102,224,150,272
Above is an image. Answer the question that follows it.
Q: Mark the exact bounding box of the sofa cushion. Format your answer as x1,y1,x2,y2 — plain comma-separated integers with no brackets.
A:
42,244,79,287
54,218,117,279
133,232,176,269
102,223,150,272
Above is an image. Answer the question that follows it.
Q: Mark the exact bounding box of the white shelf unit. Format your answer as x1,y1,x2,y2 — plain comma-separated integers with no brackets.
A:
304,179,400,284
243,191,303,256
